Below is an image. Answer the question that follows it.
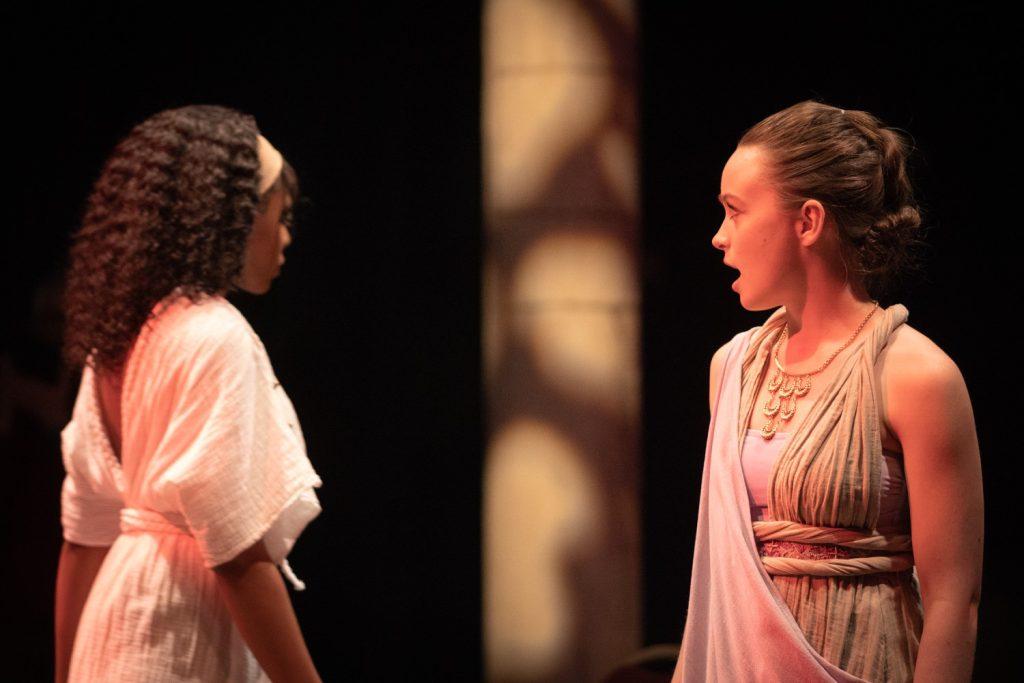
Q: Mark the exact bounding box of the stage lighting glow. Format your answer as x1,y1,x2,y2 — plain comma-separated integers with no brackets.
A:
484,418,600,680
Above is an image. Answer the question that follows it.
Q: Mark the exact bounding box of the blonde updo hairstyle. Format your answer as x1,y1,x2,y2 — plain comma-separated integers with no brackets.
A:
739,100,928,300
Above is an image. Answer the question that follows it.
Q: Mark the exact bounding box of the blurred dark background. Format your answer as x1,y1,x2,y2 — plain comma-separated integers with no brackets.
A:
4,3,1013,680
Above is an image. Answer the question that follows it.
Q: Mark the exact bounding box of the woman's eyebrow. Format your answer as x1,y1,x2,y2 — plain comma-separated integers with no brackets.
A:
717,193,741,204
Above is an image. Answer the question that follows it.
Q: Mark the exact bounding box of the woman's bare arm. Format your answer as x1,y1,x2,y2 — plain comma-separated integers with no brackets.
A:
888,346,983,683
709,341,731,413
54,541,110,683
213,540,322,683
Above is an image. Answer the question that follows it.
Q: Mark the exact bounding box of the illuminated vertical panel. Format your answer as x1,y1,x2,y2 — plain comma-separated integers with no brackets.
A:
482,1,639,680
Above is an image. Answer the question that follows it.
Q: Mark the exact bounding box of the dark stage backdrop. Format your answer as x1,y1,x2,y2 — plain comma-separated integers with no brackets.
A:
639,5,1015,679
5,7,482,681
5,4,1015,681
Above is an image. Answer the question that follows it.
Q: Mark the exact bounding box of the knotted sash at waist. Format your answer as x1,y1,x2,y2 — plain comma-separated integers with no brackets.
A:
117,506,310,592
120,507,192,537
752,519,914,577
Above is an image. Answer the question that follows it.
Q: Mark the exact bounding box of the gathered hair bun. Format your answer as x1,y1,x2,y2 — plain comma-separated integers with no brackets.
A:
872,205,921,235
857,204,923,282
739,101,929,300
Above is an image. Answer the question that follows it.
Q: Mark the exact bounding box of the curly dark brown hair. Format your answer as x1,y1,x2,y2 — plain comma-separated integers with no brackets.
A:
739,100,929,301
62,104,297,372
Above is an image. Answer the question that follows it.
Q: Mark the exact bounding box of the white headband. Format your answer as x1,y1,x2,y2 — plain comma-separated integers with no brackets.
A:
257,134,284,194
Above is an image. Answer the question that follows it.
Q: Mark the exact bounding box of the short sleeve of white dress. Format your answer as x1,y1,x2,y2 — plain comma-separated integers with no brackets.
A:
153,302,323,574
60,368,125,547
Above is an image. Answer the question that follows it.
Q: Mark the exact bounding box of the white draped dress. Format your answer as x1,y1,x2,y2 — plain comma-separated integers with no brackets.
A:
61,294,323,682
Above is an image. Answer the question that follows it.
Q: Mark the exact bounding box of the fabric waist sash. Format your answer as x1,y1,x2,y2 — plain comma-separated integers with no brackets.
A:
120,507,192,536
752,520,914,577
117,506,309,591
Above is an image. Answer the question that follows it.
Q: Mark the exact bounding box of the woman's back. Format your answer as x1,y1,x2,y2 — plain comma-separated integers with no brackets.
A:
94,370,123,463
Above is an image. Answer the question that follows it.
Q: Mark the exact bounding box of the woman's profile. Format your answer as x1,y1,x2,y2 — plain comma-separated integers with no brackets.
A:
53,105,324,682
673,101,982,682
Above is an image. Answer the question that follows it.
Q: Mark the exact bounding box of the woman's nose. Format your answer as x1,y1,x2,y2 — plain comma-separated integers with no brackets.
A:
711,224,727,251
280,225,292,249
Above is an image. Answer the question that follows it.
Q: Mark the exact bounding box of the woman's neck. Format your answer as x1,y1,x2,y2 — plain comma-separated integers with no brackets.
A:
781,283,879,365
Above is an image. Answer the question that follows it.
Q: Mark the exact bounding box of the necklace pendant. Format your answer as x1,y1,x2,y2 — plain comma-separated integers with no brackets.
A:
761,419,777,440
794,376,811,396
763,395,781,417
779,396,796,421
767,372,782,392
777,378,795,398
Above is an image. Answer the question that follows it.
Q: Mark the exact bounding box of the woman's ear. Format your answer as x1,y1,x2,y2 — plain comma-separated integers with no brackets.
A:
795,199,827,246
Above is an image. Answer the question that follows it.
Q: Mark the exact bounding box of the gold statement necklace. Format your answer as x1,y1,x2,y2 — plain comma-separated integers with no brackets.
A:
760,301,880,440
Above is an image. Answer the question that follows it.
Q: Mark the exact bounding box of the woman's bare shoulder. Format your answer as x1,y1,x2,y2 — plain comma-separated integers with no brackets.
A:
709,338,734,411
881,322,972,439
884,322,958,372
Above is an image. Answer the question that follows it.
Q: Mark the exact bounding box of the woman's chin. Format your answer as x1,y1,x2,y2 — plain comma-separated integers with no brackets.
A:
236,278,273,296
731,277,767,311
731,274,748,303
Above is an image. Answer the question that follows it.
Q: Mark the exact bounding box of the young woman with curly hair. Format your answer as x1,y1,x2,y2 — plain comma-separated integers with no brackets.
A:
673,101,982,682
54,105,323,682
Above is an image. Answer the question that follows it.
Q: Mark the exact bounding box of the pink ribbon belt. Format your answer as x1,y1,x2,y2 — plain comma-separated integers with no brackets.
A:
752,520,915,577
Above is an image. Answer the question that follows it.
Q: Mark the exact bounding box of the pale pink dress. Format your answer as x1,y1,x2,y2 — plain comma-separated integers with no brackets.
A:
61,294,323,682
